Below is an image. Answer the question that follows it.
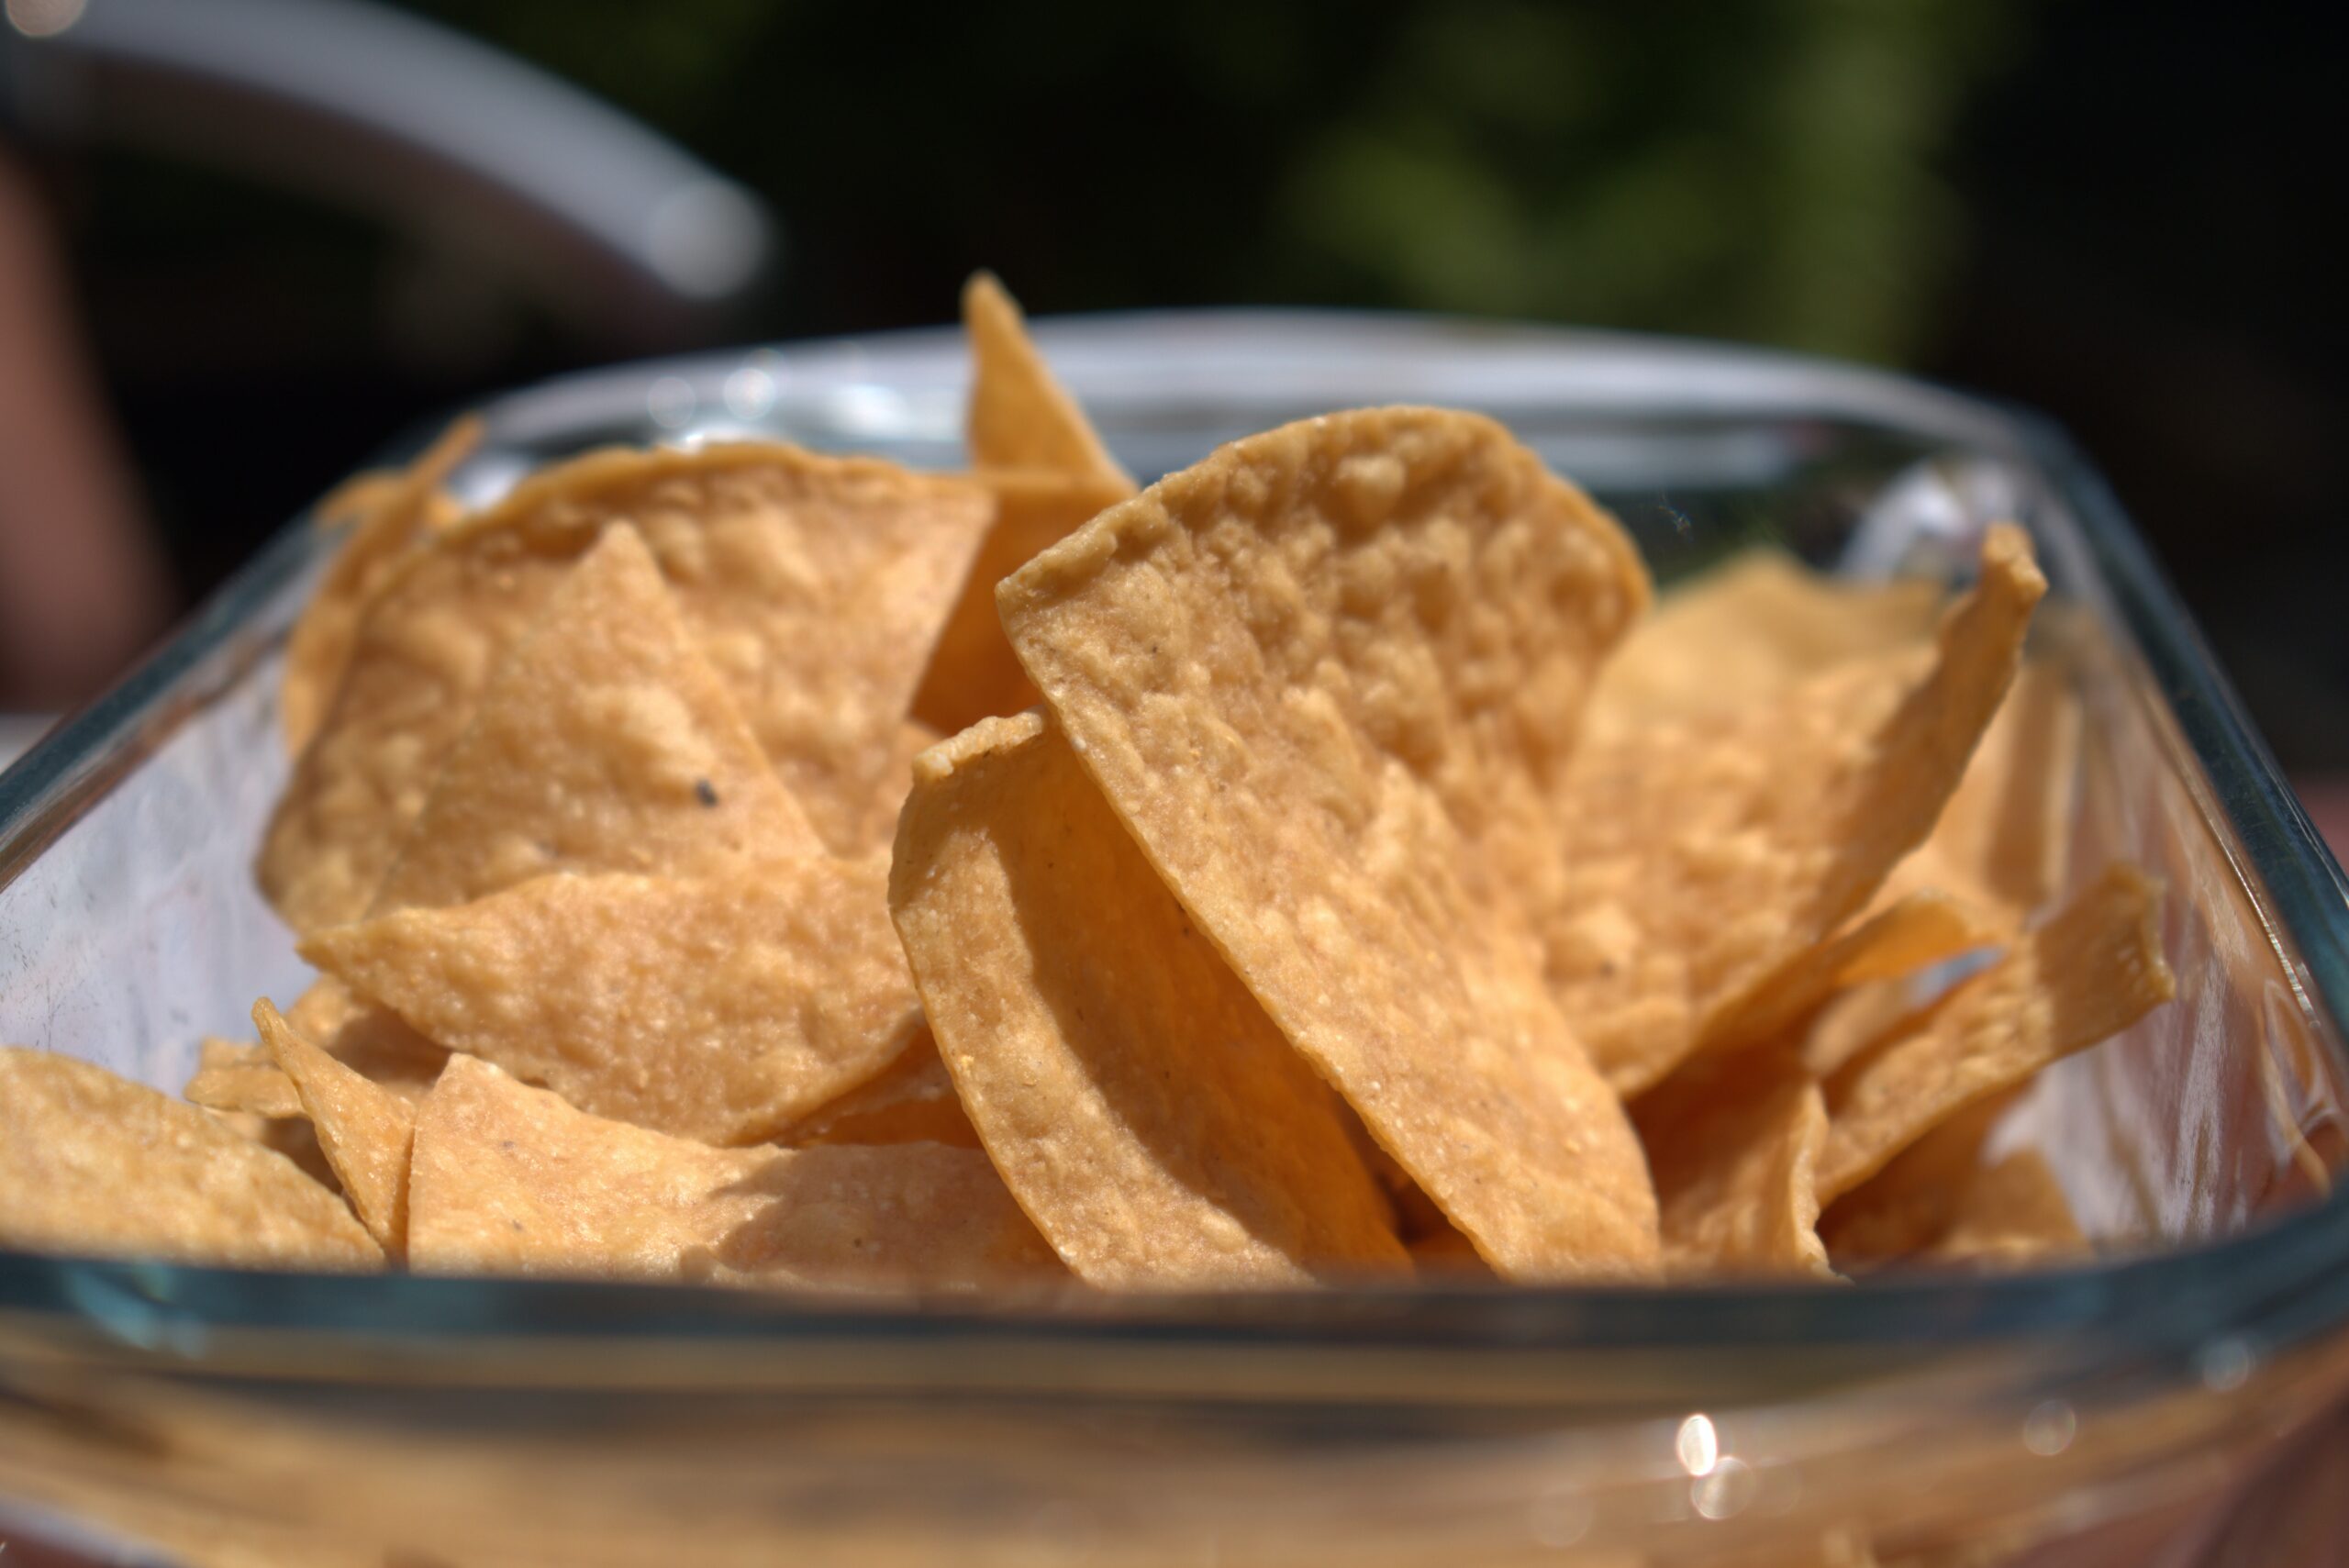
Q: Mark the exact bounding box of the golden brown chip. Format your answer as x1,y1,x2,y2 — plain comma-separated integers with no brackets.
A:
368,524,819,914
1928,1150,2087,1267
1634,1046,1835,1279
184,1036,304,1119
1799,973,1946,1079
1873,662,2082,924
1819,1091,2021,1267
891,713,1409,1288
1587,550,1942,740
1545,527,2046,1098
1000,407,1659,1279
284,417,481,754
407,1054,1056,1288
0,1047,381,1269
309,857,923,1146
1818,862,2175,1201
962,272,1131,487
256,1000,417,1256
913,468,1134,734
1708,890,1998,1054
259,443,992,928
782,1029,979,1149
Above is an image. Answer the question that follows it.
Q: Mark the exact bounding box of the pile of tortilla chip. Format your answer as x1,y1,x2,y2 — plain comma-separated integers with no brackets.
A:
0,275,2177,1292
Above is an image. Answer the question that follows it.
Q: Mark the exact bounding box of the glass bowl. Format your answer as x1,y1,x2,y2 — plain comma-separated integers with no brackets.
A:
3,313,2347,1568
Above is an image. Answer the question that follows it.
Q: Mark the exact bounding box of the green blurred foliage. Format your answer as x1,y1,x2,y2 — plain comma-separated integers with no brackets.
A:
400,0,2016,362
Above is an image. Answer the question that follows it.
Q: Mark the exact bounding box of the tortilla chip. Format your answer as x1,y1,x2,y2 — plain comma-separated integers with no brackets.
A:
1635,1046,1835,1278
890,713,1408,1288
184,1036,304,1119
1707,890,1999,1054
1873,662,2082,924
284,417,482,754
407,1055,1056,1288
256,1000,417,1255
309,857,923,1146
259,443,991,928
1928,1150,2087,1267
913,469,1135,735
1819,1091,2021,1267
1546,526,2046,1098
1799,973,1950,1079
782,1030,979,1149
368,525,818,914
1818,862,2175,1201
0,1047,381,1269
1587,550,1942,740
1000,407,1659,1279
962,272,1130,487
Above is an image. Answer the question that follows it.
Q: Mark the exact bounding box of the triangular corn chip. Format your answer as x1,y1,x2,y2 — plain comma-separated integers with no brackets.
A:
1708,889,1998,1053
283,416,480,754
308,858,923,1146
283,975,449,1096
368,525,818,914
1001,407,1659,1279
890,712,1410,1288
913,468,1134,735
1927,1150,2086,1267
1544,526,2046,1097
963,272,1130,487
256,1000,417,1256
1872,661,2081,924
259,444,991,928
1819,862,2174,1201
0,1047,380,1270
1635,1044,1835,1279
407,1055,1056,1288
783,1030,979,1150
1587,550,1942,740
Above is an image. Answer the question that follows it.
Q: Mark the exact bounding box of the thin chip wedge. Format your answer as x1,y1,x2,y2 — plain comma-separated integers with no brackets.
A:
256,1000,417,1256
963,272,1130,486
1819,862,2175,1201
891,712,1409,1288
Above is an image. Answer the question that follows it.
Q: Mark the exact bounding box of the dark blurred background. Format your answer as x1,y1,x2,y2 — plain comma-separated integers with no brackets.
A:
0,0,2341,784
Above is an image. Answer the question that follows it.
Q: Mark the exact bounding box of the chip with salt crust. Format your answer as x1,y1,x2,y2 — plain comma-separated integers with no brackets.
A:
256,1000,417,1256
1586,550,1943,740
1634,1045,1835,1279
1818,862,2175,1202
308,857,923,1147
1001,407,1659,1279
913,468,1135,736
259,442,990,928
783,1029,979,1150
962,272,1131,487
1544,526,2046,1099
367,524,818,915
891,712,1409,1289
407,1054,1056,1289
282,416,481,754
1706,889,1999,1054
0,1047,381,1269
1872,661,2082,926
184,1037,304,1119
